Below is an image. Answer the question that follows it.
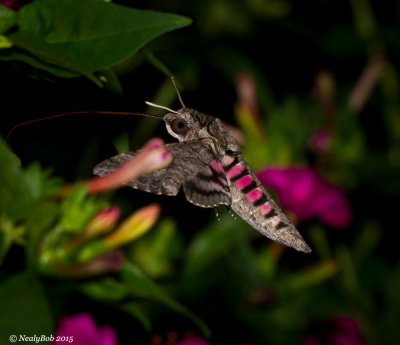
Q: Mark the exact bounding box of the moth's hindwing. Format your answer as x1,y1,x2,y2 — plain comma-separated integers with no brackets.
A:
183,159,231,208
93,141,215,196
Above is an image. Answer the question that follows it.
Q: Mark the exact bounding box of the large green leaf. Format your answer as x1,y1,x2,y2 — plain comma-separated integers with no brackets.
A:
0,273,53,344
0,5,16,34
0,49,79,78
15,0,191,73
7,31,100,84
0,139,33,221
0,139,62,222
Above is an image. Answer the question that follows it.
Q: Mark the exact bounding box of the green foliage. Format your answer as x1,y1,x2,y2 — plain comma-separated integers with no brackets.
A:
130,218,184,279
0,5,16,34
80,262,209,335
60,186,104,233
0,273,53,345
0,139,62,222
0,0,191,84
0,139,206,336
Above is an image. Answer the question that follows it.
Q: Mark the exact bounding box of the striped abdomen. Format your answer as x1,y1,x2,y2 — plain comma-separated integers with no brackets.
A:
221,154,311,253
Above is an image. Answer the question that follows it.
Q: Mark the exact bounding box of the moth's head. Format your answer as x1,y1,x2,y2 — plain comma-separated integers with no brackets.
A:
163,108,207,141
145,77,240,155
163,107,241,156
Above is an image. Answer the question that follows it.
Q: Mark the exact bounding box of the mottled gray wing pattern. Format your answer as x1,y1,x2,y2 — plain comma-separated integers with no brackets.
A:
93,141,215,196
183,160,231,208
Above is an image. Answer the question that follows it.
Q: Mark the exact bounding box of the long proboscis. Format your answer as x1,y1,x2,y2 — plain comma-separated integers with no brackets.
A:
5,110,163,141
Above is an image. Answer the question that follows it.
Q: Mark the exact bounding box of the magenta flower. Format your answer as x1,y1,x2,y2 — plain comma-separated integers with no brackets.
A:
309,128,331,152
53,313,118,345
0,0,19,9
48,250,124,278
304,315,365,345
60,138,172,196
257,166,351,228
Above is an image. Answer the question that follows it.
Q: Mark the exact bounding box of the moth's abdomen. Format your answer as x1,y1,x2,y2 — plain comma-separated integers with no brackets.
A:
222,154,311,253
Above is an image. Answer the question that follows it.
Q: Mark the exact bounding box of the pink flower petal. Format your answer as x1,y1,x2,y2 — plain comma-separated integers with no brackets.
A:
257,167,291,190
309,128,331,152
0,0,19,9
60,138,172,196
334,315,361,334
257,166,352,227
331,334,364,345
53,313,118,345
98,325,119,345
304,314,365,345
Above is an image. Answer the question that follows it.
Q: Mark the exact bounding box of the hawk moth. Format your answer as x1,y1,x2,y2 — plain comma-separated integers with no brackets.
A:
93,83,311,253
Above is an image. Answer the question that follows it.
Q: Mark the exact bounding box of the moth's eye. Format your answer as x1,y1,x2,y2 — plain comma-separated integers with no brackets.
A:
171,118,188,134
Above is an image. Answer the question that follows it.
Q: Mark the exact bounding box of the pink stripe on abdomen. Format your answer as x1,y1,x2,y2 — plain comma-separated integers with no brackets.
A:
234,175,252,190
226,164,243,179
246,188,262,202
260,203,271,215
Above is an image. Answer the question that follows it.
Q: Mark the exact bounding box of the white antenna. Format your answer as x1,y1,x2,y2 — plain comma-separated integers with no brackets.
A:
171,76,186,108
145,101,179,114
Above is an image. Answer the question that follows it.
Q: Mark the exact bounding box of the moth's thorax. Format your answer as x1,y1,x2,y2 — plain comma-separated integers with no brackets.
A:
163,108,240,157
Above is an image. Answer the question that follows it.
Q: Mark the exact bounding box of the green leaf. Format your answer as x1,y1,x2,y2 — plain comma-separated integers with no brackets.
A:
81,267,208,334
144,49,174,78
0,273,53,344
7,31,101,85
184,214,253,276
0,35,12,48
112,131,130,154
279,260,338,293
24,163,63,199
0,139,34,221
121,302,152,331
81,278,152,331
0,217,15,266
121,262,210,337
0,5,16,34
0,139,62,234
98,68,123,95
16,0,191,72
60,186,105,232
0,49,79,77
81,277,129,302
25,200,59,270
131,218,183,279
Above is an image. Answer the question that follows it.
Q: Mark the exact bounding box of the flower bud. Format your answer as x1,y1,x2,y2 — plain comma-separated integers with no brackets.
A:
103,204,161,249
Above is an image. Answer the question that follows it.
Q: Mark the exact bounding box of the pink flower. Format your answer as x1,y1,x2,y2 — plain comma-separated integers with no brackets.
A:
53,313,118,345
60,138,172,196
48,250,124,278
0,0,19,9
309,128,331,152
304,315,365,345
257,167,351,228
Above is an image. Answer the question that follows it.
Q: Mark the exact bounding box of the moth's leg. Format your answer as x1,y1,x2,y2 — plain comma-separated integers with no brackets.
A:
214,207,223,226
225,206,238,221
